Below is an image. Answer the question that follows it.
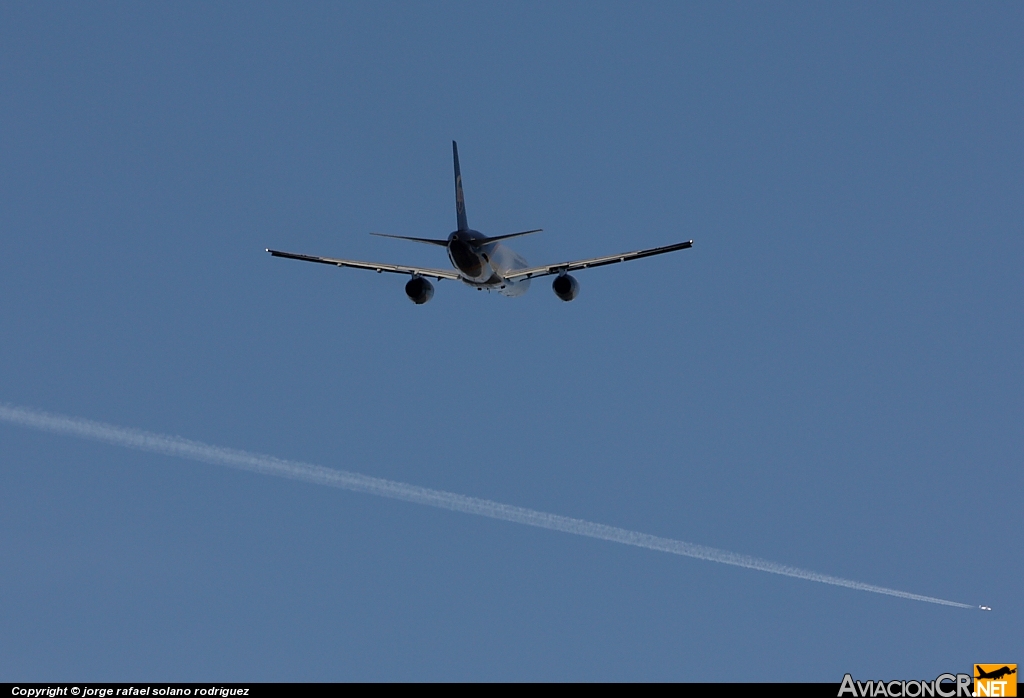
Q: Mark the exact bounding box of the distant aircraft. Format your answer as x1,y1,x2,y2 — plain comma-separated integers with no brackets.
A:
267,142,693,303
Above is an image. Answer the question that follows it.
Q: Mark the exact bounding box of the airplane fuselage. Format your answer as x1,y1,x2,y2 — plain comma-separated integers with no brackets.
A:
447,229,531,296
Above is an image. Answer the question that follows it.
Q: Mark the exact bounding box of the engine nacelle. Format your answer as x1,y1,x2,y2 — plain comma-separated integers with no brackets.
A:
552,273,579,302
405,276,434,304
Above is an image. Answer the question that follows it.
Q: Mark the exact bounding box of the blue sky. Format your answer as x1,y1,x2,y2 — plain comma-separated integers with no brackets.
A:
1,2,1020,681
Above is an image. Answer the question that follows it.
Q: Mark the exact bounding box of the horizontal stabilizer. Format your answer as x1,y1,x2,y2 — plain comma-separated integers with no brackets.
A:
469,229,543,246
370,233,449,246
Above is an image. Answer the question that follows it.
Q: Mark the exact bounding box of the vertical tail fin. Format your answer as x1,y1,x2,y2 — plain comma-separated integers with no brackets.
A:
453,141,469,231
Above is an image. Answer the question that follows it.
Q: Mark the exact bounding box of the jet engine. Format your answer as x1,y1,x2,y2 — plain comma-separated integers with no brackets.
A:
552,273,579,302
405,276,434,304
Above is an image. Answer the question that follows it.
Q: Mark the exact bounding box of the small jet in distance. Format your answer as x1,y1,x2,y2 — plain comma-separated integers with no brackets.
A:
267,142,693,303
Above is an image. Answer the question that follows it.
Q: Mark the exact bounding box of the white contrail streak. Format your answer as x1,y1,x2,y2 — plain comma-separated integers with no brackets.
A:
0,402,975,609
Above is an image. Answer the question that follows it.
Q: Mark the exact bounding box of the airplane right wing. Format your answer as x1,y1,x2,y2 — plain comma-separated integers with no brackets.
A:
266,249,461,281
502,240,693,280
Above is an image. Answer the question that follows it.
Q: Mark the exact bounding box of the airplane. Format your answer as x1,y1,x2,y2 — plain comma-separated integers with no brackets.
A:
267,142,693,303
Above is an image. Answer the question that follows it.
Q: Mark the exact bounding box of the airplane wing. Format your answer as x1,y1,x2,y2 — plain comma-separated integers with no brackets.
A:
266,249,461,281
502,240,693,280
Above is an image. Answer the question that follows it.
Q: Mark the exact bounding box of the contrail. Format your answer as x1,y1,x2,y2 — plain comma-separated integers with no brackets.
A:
0,402,975,609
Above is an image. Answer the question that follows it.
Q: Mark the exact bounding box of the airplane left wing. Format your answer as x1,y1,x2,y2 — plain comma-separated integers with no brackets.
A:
266,249,461,281
502,240,693,280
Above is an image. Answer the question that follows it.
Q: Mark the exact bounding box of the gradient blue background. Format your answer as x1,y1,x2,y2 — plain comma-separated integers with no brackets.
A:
1,2,1020,681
